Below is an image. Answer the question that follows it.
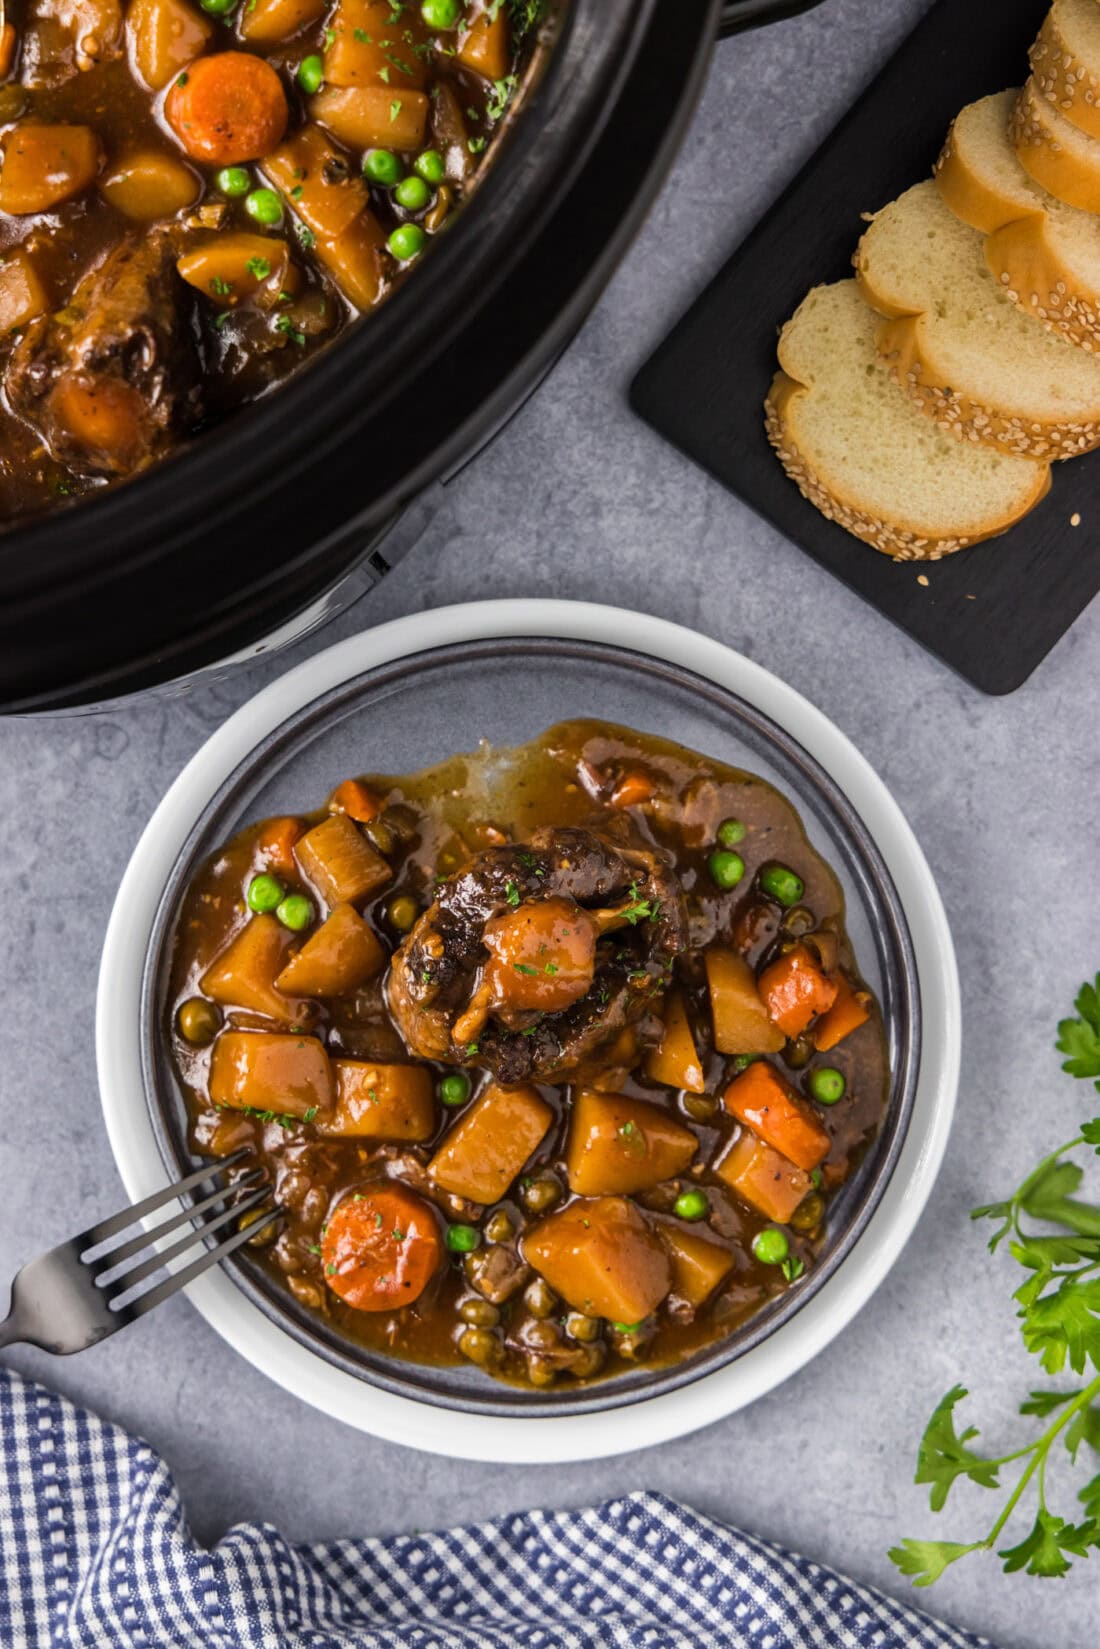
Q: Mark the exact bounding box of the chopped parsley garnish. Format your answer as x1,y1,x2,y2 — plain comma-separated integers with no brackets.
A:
513,962,538,976
505,880,521,907
275,314,306,346
208,275,233,296
390,98,403,121
486,73,516,122
245,256,270,280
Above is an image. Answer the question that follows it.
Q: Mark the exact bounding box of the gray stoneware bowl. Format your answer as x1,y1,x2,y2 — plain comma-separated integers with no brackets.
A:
137,631,920,1419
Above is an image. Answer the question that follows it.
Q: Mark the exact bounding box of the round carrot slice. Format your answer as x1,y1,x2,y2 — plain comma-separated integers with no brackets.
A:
164,53,288,165
321,1185,443,1313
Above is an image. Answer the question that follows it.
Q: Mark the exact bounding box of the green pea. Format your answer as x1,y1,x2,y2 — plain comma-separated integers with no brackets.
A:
717,817,746,847
446,1223,480,1253
200,0,236,15
809,1066,846,1105
611,1321,641,1334
759,863,805,908
708,849,745,890
438,1071,471,1108
394,174,431,211
388,223,425,261
673,1189,708,1222
363,148,401,186
732,1053,761,1072
245,187,283,226
215,165,251,197
386,893,420,932
247,872,284,913
752,1228,790,1266
414,149,446,184
297,53,324,93
276,892,313,931
421,0,459,26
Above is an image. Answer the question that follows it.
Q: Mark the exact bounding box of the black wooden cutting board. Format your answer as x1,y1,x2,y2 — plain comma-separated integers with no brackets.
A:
630,0,1098,695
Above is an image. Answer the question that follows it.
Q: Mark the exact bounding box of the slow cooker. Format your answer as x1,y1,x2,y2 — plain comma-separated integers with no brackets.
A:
0,0,824,713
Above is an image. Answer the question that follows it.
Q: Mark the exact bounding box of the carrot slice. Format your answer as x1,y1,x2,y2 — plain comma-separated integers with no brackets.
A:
255,815,303,880
165,52,289,165
321,1185,442,1312
328,778,382,824
723,1061,830,1172
758,943,838,1040
609,769,655,809
813,975,872,1052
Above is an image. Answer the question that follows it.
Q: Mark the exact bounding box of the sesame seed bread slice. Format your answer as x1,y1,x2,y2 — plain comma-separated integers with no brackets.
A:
1031,0,1100,141
855,180,1100,459
1011,75,1100,211
765,281,1050,561
936,90,1100,350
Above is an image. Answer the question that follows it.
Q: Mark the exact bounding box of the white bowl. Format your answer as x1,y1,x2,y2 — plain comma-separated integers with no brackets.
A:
97,599,959,1463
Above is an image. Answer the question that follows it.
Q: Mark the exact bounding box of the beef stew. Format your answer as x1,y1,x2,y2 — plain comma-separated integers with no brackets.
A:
0,0,553,520
167,720,890,1392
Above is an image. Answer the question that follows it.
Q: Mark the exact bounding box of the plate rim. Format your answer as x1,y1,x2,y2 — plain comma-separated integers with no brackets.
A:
96,598,960,1463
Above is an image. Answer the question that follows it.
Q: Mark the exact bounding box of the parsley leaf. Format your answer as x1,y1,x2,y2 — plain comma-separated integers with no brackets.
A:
887,1539,983,1588
1057,976,1100,1086
914,1387,1000,1511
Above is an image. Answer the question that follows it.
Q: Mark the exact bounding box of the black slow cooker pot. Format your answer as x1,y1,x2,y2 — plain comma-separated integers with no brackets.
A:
0,0,824,713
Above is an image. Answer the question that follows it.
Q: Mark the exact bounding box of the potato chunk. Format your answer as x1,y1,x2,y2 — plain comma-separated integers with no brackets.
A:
715,1131,810,1225
565,1090,696,1197
319,1060,435,1140
310,86,429,153
457,10,509,79
644,992,705,1093
0,250,49,333
200,913,304,1023
239,0,325,43
324,0,429,89
127,0,213,91
294,811,391,907
661,1225,736,1308
705,947,785,1055
317,210,386,310
275,901,385,996
100,151,200,220
0,125,102,214
428,1083,553,1204
524,1197,671,1324
208,1030,334,1118
177,233,290,305
263,124,369,241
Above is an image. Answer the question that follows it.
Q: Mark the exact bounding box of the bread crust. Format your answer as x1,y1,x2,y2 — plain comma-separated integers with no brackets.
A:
1012,76,1100,212
986,215,1100,351
868,305,1100,460
764,370,1051,561
1031,2,1100,141
935,93,1100,350
934,113,1031,234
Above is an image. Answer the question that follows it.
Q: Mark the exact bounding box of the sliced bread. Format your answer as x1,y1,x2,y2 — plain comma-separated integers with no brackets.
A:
765,280,1050,561
936,90,1100,350
855,180,1100,459
1011,75,1100,211
1031,0,1100,141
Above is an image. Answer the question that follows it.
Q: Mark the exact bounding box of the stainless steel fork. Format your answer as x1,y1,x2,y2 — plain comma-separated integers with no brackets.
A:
0,1153,277,1353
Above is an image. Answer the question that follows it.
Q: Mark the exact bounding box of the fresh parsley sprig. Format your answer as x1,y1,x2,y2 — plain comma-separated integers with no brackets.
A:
890,977,1100,1587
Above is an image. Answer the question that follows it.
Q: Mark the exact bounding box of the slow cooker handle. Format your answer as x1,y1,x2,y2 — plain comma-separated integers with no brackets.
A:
718,0,825,36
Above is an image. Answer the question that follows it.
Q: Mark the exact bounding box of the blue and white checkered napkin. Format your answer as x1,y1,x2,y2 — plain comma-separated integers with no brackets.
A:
0,1367,991,1649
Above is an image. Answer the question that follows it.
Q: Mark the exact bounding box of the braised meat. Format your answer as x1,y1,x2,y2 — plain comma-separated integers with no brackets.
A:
6,234,202,478
386,826,688,1083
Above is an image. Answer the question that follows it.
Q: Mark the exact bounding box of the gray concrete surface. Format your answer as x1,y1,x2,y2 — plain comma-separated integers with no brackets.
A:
2,2,1098,1644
